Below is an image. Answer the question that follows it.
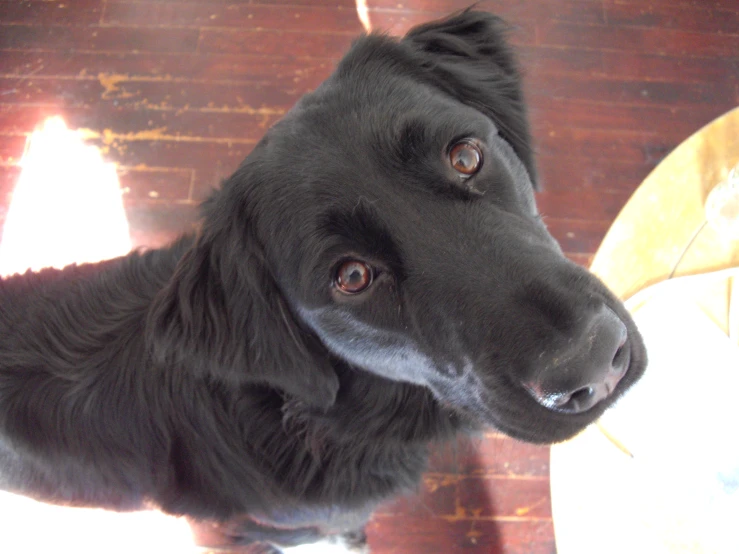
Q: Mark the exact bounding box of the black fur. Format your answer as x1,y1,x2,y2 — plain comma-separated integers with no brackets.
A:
0,11,646,551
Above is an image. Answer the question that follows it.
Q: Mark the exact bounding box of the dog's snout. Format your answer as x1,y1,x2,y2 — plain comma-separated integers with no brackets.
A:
526,305,629,414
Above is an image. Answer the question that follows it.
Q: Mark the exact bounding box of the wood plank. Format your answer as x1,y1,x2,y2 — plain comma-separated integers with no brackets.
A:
25,27,735,89
0,50,334,88
522,45,739,84
536,154,651,193
124,199,198,249
103,140,252,176
102,2,364,34
369,0,605,26
538,21,739,58
428,436,551,477
375,474,457,518
529,98,731,137
545,218,612,254
0,24,200,53
0,76,299,113
0,79,729,142
610,0,739,13
457,476,552,519
600,50,739,83
367,516,555,554
518,45,605,75
377,473,551,520
0,77,102,108
367,0,594,19
0,104,279,142
495,0,605,25
0,0,103,25
536,189,632,221
107,0,356,5
119,167,192,201
605,1,739,35
532,125,676,165
527,71,735,108
198,28,356,58
0,135,26,165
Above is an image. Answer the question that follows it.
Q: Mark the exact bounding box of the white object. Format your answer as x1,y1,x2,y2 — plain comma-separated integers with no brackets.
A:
551,269,739,554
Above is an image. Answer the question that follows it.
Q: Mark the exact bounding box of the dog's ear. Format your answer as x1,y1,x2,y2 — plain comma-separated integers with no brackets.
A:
145,190,339,410
403,9,537,187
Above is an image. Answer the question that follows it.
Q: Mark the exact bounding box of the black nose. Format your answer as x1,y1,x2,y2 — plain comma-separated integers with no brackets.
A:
526,305,629,414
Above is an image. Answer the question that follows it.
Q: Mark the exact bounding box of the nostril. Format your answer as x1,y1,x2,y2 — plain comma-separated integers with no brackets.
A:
611,338,630,375
548,391,574,409
556,384,603,414
613,344,624,366
527,383,607,414
570,385,594,404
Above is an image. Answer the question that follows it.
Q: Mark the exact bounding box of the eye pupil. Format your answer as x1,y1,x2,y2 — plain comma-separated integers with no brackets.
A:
450,141,482,175
335,260,373,294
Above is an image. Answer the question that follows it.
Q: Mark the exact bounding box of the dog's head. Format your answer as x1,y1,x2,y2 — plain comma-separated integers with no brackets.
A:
147,11,646,444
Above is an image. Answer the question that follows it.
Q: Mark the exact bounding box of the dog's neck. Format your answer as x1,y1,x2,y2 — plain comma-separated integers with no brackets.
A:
279,366,466,451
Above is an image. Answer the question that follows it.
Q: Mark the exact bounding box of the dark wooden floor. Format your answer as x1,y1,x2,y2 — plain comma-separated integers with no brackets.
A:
0,1,737,553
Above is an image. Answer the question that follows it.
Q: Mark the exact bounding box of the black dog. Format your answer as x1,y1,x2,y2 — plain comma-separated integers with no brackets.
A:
0,10,646,553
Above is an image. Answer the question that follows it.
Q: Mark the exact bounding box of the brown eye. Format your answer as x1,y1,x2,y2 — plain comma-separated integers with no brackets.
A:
335,260,373,294
449,141,482,176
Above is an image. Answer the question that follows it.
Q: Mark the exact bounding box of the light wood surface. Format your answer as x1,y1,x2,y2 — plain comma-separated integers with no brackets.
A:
551,107,739,553
589,106,739,332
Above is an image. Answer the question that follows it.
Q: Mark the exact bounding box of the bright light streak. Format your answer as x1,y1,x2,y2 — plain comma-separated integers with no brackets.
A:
356,0,371,32
0,491,196,554
0,116,131,276
0,117,197,551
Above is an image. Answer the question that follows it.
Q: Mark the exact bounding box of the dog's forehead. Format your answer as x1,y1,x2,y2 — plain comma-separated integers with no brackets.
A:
288,77,463,143
262,82,483,209
247,41,512,258
264,75,492,190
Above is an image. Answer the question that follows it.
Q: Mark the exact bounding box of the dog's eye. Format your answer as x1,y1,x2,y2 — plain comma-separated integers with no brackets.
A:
335,260,373,294
449,141,483,176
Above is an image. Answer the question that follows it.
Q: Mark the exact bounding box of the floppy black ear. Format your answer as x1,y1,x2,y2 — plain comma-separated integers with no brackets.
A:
145,190,339,410
403,10,537,187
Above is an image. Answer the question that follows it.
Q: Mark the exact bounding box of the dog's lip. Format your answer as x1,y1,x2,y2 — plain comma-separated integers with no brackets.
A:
460,332,646,444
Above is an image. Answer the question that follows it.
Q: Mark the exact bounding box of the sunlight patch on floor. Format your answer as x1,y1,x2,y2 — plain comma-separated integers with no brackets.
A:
0,491,195,554
0,116,131,277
